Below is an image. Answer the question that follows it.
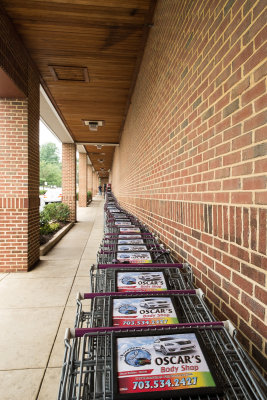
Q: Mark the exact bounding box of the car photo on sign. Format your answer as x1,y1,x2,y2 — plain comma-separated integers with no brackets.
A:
153,337,196,355
139,298,171,309
138,272,162,281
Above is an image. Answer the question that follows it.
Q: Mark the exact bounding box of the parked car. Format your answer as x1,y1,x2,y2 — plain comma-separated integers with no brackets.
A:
39,195,46,212
154,337,195,355
43,188,62,204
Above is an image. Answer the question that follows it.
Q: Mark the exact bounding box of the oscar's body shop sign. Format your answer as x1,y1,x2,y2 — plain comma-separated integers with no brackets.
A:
113,297,179,326
117,271,168,292
116,333,216,395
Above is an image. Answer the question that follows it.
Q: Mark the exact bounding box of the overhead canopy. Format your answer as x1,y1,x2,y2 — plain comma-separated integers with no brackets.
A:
2,0,156,177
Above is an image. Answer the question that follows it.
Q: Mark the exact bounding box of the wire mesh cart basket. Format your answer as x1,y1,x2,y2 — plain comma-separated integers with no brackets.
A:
75,289,216,329
90,264,194,293
58,322,267,400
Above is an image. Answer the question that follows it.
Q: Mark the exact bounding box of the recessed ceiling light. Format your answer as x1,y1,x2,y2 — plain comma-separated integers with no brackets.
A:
83,120,105,131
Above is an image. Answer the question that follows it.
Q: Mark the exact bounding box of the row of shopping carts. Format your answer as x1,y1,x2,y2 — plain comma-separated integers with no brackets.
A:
58,192,267,400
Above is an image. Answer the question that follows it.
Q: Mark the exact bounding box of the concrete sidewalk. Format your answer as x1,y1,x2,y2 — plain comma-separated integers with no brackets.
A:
0,197,104,400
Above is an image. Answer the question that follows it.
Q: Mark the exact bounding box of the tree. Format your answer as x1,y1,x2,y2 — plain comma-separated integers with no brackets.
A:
40,161,62,187
40,142,62,187
40,143,60,164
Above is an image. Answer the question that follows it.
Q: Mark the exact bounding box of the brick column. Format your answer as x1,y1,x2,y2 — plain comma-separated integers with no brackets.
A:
92,171,99,196
62,143,76,222
87,164,93,193
0,4,40,272
0,97,40,272
78,152,87,207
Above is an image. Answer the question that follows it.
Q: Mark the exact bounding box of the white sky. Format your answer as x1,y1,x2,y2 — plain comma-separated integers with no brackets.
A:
39,120,81,161
39,120,62,160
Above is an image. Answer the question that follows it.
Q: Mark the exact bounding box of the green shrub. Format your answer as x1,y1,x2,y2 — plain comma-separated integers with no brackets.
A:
42,203,70,223
55,203,70,222
40,211,50,227
50,222,60,231
40,224,52,235
39,189,47,195
40,222,60,235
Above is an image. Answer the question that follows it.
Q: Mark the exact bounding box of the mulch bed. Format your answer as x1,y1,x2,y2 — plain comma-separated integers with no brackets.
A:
40,222,68,245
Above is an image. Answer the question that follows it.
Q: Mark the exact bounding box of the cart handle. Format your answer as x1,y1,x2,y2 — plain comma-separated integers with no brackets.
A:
72,321,224,338
77,289,197,300
99,249,166,254
104,233,153,236
98,263,184,269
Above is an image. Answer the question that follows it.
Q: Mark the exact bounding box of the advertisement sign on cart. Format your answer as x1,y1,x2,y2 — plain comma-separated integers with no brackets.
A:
116,271,169,292
118,235,142,239
118,239,145,245
112,296,179,327
114,330,221,399
117,252,152,263
117,245,148,251
120,228,141,233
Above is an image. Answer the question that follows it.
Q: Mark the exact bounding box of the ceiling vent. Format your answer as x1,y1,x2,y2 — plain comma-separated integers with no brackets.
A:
83,120,105,131
49,65,89,82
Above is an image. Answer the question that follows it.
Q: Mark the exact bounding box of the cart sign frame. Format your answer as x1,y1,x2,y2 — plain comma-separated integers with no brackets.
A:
116,269,170,292
111,295,179,327
112,328,222,400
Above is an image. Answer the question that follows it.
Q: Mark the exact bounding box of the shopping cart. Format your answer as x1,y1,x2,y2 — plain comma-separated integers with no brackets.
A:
75,289,216,329
90,264,194,293
97,247,174,264
58,322,267,400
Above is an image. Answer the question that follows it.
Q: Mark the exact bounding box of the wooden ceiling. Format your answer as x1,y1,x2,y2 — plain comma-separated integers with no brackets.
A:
2,0,156,177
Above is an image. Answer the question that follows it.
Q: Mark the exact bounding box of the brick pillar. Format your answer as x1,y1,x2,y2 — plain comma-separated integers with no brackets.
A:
62,143,76,222
0,7,40,272
78,152,87,207
92,171,99,196
0,97,39,272
87,164,93,193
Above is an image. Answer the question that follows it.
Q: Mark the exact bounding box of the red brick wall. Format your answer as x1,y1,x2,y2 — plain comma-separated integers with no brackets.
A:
0,6,40,271
111,0,267,371
0,99,29,271
62,143,76,222
87,164,93,193
78,153,88,207
92,171,99,196
28,63,40,268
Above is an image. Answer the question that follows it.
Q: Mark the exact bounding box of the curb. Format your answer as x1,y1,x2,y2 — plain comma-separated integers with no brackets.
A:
40,222,74,256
